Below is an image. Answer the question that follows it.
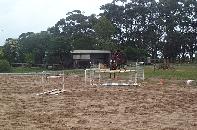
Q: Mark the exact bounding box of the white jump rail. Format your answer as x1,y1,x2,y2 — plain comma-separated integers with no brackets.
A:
37,71,65,96
0,72,47,76
85,63,143,86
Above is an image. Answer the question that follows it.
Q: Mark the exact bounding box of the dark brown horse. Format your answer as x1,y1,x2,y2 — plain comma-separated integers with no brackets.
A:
110,50,127,70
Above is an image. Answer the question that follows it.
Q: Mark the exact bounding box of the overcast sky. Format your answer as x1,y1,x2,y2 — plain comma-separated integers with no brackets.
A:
0,0,112,46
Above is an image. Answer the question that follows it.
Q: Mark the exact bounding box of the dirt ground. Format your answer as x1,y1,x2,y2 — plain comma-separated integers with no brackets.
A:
0,75,197,130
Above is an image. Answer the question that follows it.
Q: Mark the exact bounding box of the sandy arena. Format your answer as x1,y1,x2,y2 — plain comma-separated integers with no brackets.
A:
0,75,197,130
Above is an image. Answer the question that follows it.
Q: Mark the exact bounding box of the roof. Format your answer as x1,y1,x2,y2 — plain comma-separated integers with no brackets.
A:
71,50,111,54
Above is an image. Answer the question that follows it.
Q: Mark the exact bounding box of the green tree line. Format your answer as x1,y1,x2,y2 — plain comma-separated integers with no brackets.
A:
1,0,197,66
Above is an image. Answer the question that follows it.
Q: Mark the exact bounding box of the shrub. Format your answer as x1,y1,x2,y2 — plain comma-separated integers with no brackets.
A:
0,59,11,72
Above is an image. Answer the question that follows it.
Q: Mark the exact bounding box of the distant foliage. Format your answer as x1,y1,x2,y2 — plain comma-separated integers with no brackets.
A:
2,0,197,65
0,47,4,59
0,59,11,72
24,53,35,66
125,47,148,61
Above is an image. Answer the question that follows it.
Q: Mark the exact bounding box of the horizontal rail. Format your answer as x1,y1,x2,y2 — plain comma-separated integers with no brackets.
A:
0,71,64,76
85,69,136,73
0,73,44,76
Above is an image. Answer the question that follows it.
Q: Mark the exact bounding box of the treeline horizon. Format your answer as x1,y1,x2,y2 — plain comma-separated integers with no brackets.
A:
1,0,197,65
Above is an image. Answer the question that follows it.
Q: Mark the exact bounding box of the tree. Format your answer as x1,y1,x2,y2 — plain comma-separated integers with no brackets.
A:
0,59,11,72
3,38,21,63
93,16,116,50
48,10,98,50
101,0,160,59
18,31,51,64
100,2,125,44
46,36,72,67
24,52,35,67
0,47,4,59
100,0,197,62
3,0,197,65
94,16,115,40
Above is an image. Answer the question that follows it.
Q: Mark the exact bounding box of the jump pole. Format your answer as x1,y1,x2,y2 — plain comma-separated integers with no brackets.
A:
62,71,65,90
134,63,138,85
37,70,66,96
85,69,87,85
89,69,92,85
98,64,101,85
42,71,45,93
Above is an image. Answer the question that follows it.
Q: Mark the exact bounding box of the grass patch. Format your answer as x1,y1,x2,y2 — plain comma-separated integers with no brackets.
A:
145,64,197,80
11,66,85,75
11,67,47,73
63,69,84,76
9,64,197,80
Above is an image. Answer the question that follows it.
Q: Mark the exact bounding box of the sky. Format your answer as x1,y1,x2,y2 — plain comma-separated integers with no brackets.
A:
0,0,112,46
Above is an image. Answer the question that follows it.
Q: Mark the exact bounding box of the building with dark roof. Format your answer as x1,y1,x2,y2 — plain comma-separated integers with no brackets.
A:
70,50,111,68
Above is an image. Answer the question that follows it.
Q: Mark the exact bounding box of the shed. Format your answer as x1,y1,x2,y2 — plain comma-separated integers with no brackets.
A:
71,50,111,68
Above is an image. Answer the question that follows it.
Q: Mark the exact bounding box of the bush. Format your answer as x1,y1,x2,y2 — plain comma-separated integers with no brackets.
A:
0,60,11,72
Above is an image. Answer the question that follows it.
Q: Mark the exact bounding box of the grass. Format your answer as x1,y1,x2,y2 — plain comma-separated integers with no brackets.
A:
11,66,84,75
145,64,197,80
11,67,47,73
63,69,84,76
9,64,197,80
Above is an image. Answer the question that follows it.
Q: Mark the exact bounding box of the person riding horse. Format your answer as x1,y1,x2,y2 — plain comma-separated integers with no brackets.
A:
110,50,127,70
110,50,127,78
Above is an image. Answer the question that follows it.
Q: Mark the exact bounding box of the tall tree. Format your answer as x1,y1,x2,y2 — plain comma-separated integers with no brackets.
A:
48,10,98,50
18,31,51,64
3,38,21,63
93,16,116,50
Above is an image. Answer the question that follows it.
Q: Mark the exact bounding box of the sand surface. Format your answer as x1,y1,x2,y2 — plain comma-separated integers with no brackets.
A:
0,75,197,130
